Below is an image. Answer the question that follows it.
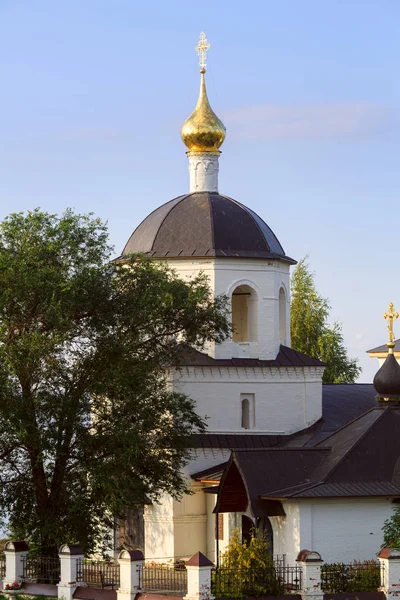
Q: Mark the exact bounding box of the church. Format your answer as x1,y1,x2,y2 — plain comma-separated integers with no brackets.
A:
116,34,399,567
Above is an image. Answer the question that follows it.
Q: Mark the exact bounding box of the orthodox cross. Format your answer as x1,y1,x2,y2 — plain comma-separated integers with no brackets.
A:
196,32,211,71
384,302,399,344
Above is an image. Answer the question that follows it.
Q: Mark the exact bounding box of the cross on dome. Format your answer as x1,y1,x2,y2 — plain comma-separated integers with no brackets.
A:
195,32,210,72
384,302,399,349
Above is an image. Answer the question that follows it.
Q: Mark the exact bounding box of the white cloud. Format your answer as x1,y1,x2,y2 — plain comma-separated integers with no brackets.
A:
221,103,393,140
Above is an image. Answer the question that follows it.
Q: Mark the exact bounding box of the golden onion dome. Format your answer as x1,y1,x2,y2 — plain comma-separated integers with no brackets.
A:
181,69,226,154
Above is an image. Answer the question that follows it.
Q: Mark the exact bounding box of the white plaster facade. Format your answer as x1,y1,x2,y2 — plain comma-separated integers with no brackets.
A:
271,498,393,565
172,365,323,434
188,153,219,193
171,257,291,360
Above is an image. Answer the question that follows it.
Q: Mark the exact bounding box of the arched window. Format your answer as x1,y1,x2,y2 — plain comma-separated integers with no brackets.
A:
232,285,258,342
241,398,250,429
279,287,287,345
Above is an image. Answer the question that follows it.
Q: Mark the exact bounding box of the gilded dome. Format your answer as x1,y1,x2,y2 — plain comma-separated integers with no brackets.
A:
181,70,226,154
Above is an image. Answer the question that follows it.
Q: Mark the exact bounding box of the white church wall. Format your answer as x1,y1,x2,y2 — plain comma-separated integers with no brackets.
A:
173,366,323,434
173,482,207,558
206,493,218,562
271,499,393,565
270,502,300,565
214,259,291,360
144,494,175,561
304,498,393,562
167,257,291,361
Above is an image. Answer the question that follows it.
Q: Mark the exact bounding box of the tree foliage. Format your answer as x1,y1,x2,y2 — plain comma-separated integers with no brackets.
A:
382,506,400,548
0,208,230,554
213,528,283,597
290,257,361,384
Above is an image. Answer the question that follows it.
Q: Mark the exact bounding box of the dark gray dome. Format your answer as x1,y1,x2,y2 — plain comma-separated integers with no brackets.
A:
374,353,400,399
122,192,295,263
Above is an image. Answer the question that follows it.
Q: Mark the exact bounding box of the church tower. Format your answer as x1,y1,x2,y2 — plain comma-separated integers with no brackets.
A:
119,34,325,561
122,33,296,362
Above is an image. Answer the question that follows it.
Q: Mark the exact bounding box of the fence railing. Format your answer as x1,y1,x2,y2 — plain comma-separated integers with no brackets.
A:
21,555,61,584
274,554,286,568
211,564,302,597
0,553,5,579
76,558,120,589
277,565,303,591
139,563,187,594
321,561,383,593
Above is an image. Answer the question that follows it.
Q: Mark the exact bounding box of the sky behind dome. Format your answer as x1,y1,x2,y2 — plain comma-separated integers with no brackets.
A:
0,0,399,382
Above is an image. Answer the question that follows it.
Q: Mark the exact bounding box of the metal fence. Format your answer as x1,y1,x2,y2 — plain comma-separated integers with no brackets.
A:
0,553,5,579
21,555,60,584
277,565,303,591
321,561,383,593
211,564,302,597
76,558,120,589
274,554,286,568
139,563,187,594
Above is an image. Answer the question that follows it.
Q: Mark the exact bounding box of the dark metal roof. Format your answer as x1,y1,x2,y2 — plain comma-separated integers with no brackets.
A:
368,339,400,353
305,384,377,446
217,404,400,505
192,462,229,481
215,449,329,517
122,192,295,263
266,481,400,498
177,344,324,368
213,389,400,506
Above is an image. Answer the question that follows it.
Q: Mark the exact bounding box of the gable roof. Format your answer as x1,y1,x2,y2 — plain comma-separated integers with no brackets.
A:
254,404,400,500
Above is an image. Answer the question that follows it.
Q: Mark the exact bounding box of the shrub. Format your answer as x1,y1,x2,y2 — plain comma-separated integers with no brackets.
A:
321,561,381,593
212,528,284,598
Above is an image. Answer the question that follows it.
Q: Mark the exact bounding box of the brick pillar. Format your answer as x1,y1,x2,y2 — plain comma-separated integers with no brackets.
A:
3,541,29,587
57,544,85,600
378,547,400,599
184,552,214,600
117,549,144,600
296,550,324,600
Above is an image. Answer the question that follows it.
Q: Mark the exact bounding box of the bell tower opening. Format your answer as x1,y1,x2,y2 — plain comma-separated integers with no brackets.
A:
279,286,287,345
232,285,258,342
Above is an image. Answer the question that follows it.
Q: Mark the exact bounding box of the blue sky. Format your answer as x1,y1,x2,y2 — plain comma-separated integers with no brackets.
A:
0,0,399,382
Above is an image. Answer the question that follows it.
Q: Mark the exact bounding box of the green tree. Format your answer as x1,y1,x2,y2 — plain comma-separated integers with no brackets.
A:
213,529,283,598
382,506,400,548
0,208,230,555
290,257,361,384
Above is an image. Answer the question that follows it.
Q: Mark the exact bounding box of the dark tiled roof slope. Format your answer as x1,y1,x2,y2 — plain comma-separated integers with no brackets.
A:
257,404,400,499
122,192,295,263
177,344,325,368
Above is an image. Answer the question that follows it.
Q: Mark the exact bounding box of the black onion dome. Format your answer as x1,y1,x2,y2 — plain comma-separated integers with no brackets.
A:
373,353,400,399
122,192,295,263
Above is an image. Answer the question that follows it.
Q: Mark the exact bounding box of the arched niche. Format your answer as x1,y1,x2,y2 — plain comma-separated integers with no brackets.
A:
241,398,250,429
279,286,287,345
231,285,258,342
241,393,255,429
